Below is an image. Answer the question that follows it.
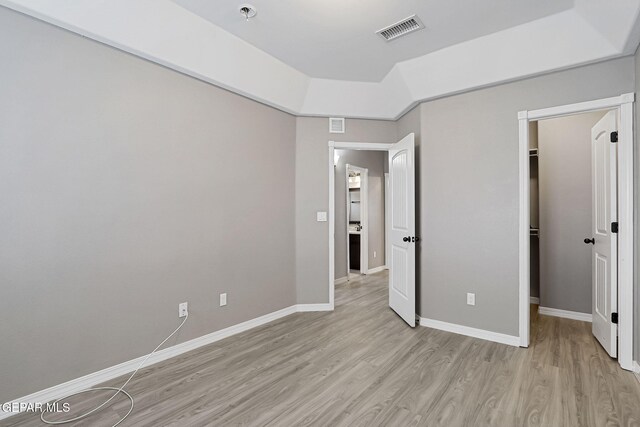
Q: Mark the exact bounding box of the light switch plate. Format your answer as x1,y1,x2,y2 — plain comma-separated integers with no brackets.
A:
220,293,227,307
316,211,327,222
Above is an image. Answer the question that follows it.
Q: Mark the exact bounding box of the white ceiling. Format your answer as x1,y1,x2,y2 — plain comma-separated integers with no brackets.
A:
2,0,640,119
174,0,575,82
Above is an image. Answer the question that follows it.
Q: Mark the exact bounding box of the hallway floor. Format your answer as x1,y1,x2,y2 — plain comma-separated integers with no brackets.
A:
8,271,640,426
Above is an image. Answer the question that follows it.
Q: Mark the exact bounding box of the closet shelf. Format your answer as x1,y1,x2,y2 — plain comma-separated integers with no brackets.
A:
529,148,538,157
529,227,540,237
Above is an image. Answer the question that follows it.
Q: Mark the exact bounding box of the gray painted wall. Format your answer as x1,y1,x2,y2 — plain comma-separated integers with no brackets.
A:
417,57,633,336
0,8,296,402
334,150,386,279
538,112,606,314
295,118,397,304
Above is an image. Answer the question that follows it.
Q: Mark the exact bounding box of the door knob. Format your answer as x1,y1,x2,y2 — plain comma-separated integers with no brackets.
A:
403,236,410,242
584,238,595,245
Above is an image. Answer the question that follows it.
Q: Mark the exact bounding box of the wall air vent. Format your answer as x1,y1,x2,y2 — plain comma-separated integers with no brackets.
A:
329,118,345,134
376,15,424,42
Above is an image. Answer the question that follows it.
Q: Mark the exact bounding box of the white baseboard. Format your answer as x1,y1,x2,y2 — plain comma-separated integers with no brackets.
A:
296,303,333,312
418,317,520,347
0,303,333,421
530,297,540,304
334,276,348,285
367,266,386,275
538,306,592,322
633,362,640,385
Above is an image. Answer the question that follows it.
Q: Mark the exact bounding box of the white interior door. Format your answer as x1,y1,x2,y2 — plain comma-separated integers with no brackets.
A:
590,110,618,357
388,133,416,327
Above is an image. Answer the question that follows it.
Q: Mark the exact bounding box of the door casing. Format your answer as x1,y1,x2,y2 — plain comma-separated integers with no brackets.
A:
518,93,635,370
328,141,393,310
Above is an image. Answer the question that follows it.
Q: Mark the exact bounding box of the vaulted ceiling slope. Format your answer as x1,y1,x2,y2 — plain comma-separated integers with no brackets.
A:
3,0,640,120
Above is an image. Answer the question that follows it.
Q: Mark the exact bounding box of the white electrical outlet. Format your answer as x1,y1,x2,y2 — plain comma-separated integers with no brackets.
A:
466,293,476,306
374,251,377,258
220,293,227,307
178,302,188,318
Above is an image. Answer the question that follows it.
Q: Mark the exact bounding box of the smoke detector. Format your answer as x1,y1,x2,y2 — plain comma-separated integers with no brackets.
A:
239,4,257,21
376,15,424,41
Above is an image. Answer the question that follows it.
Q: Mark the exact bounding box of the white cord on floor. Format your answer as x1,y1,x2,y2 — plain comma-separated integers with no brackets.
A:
40,313,189,427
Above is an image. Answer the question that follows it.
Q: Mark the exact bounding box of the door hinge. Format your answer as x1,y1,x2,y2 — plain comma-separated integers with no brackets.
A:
611,222,618,233
610,131,618,143
611,312,618,324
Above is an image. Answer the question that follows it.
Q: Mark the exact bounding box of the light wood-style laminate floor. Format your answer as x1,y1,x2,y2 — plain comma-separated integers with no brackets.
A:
7,271,640,426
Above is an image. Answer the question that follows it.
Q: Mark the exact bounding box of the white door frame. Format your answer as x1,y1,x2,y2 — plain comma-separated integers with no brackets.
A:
346,164,369,276
518,93,634,370
384,172,390,269
328,141,393,309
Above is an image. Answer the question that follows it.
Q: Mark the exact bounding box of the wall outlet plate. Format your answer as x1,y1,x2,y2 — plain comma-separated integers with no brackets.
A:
316,211,327,222
466,293,475,306
179,302,188,318
220,293,227,307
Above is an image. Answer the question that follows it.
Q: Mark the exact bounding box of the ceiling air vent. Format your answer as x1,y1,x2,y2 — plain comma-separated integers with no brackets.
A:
329,118,345,134
376,15,424,42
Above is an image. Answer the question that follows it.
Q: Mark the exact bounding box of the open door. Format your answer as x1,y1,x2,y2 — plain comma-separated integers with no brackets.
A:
590,110,618,357
388,133,416,327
